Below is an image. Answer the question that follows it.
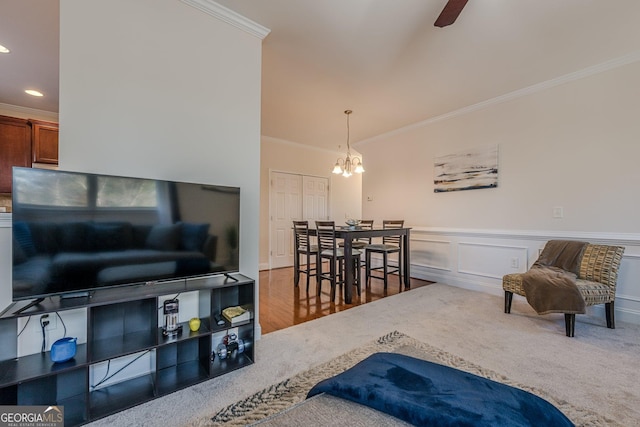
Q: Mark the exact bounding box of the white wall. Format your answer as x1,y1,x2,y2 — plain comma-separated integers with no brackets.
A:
0,0,266,338
59,0,262,276
360,58,640,325
260,136,362,268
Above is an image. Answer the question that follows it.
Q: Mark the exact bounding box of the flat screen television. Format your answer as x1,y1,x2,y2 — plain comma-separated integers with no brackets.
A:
11,167,240,302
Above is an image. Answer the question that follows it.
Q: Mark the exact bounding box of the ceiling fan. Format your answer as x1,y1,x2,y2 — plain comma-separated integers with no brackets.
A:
434,0,469,27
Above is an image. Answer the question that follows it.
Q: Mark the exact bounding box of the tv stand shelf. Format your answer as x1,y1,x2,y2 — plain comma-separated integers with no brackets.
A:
0,273,255,426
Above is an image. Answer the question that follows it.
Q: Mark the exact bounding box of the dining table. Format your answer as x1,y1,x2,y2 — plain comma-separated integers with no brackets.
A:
301,225,411,304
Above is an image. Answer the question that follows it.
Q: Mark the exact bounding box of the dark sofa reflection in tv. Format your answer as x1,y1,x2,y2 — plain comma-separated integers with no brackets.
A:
13,220,221,299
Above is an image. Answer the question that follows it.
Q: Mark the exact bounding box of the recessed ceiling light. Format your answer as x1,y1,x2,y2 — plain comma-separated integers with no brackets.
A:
0,44,9,53
25,89,44,97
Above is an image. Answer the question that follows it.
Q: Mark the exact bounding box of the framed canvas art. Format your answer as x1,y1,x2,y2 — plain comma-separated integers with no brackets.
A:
434,145,498,193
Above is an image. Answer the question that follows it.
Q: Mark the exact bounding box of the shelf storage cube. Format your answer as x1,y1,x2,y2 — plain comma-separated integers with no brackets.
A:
0,273,255,427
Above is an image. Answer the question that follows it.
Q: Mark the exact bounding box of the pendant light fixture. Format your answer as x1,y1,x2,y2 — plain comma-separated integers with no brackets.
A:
332,110,364,177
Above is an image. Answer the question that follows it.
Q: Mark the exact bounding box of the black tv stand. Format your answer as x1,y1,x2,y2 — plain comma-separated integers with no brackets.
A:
224,272,239,282
0,274,255,427
12,298,45,315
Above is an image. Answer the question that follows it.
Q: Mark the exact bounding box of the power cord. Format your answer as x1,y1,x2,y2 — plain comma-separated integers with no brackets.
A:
55,311,67,337
17,316,31,337
40,314,50,353
91,350,151,389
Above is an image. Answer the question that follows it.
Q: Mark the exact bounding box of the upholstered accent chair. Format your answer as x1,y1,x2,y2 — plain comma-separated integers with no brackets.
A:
503,242,625,337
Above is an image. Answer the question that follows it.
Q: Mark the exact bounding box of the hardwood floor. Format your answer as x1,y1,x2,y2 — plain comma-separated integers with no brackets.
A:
258,266,433,334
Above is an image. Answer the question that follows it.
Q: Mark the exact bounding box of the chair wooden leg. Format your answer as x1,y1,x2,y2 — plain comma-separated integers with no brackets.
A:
355,258,361,296
305,252,311,293
564,313,575,337
365,251,371,288
329,258,336,303
504,291,513,314
294,253,300,287
397,252,402,292
383,252,388,290
316,258,323,296
606,302,615,329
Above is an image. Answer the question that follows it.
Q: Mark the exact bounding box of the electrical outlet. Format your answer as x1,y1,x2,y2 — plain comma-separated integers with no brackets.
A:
510,258,519,269
34,314,57,332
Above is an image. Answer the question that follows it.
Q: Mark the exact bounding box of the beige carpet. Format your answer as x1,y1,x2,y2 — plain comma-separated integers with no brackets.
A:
86,283,640,427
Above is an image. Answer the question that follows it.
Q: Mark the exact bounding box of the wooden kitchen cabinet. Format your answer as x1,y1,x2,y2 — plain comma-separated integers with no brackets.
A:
0,115,31,193
30,119,59,164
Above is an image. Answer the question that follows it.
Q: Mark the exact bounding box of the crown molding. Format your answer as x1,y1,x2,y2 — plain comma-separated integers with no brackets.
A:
356,50,640,148
180,0,271,39
0,103,58,122
262,135,354,157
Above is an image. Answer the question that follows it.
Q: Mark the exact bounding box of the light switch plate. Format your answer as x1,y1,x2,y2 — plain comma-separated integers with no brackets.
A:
553,207,563,218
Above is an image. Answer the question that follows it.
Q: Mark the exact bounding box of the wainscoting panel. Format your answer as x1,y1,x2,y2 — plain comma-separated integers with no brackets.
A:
611,253,640,323
411,238,451,271
409,227,640,326
458,242,528,279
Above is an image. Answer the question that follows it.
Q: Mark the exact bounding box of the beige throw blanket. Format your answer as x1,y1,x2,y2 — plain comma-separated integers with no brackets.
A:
522,240,588,315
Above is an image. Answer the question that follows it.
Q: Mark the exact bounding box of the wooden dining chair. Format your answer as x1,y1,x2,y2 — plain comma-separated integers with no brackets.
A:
365,219,404,291
293,221,318,292
315,220,362,302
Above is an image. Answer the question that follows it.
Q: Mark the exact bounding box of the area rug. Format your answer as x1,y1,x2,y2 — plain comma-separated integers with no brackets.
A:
205,331,616,427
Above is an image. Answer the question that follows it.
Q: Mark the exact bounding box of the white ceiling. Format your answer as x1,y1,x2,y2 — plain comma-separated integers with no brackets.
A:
3,1,640,152
0,0,60,113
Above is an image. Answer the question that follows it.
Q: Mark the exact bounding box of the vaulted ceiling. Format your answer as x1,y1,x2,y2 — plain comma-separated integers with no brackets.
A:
3,1,640,152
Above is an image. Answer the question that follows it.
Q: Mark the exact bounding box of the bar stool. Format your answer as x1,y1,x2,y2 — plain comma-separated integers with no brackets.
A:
293,221,318,292
316,220,362,302
365,220,404,291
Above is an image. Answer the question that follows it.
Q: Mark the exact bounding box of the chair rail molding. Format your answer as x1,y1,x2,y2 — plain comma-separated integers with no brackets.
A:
411,226,640,245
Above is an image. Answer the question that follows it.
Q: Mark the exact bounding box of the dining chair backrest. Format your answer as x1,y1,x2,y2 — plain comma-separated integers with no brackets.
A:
315,220,336,255
382,220,404,247
357,220,375,244
360,220,374,229
293,220,312,250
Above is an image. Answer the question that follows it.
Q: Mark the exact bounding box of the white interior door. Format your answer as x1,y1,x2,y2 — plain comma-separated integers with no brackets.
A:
269,172,328,269
303,175,328,221
270,172,302,269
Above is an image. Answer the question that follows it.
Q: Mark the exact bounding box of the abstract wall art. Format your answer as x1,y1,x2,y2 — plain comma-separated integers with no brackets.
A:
434,145,498,193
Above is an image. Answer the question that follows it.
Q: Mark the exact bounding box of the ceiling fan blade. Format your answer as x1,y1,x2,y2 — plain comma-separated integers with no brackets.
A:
434,0,469,27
